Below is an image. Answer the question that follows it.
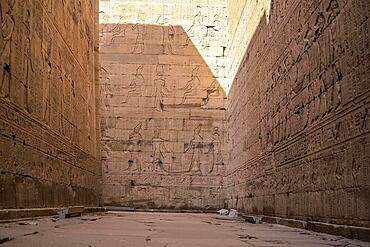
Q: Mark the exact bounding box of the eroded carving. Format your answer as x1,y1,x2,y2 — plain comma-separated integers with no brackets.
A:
122,65,145,104
0,0,15,99
180,66,200,104
124,122,143,172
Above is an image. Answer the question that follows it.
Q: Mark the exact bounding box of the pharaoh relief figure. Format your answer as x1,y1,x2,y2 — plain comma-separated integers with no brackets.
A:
150,128,172,173
180,66,201,105
185,124,204,175
0,0,15,99
153,64,171,112
121,65,145,104
183,5,207,49
131,23,146,54
208,127,224,174
124,122,143,172
22,7,34,113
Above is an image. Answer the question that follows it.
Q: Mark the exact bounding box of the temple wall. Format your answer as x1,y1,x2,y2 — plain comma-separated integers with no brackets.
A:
0,0,100,208
98,0,228,209
227,0,370,227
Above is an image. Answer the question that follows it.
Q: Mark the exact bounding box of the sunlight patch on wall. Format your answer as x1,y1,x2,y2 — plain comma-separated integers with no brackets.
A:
99,0,230,93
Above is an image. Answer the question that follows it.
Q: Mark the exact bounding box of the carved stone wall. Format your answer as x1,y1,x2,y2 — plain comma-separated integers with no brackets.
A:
99,1,228,209
0,0,100,208
226,0,370,227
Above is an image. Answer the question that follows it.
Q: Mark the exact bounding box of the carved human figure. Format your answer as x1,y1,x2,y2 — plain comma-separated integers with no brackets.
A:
157,16,175,55
180,66,200,104
124,122,143,172
99,66,112,107
0,0,15,99
208,127,224,174
122,65,145,104
131,24,146,54
326,0,340,25
153,64,170,112
23,20,34,113
185,124,204,174
153,77,170,112
43,36,52,125
202,78,220,106
205,12,224,47
110,15,127,44
164,25,175,55
58,68,65,135
184,6,207,48
150,129,171,172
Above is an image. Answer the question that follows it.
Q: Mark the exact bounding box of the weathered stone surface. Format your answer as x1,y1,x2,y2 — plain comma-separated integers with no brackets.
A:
0,0,100,209
98,1,228,209
226,0,370,228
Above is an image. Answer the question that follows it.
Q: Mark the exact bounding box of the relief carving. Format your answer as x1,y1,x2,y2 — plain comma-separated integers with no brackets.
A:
208,127,224,174
184,6,207,48
99,66,112,108
122,65,145,104
22,8,34,113
180,66,200,105
131,24,146,54
0,0,15,99
153,64,171,112
185,124,204,174
124,122,143,172
149,128,172,173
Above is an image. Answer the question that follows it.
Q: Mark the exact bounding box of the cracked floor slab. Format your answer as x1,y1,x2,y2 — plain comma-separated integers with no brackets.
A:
0,212,369,247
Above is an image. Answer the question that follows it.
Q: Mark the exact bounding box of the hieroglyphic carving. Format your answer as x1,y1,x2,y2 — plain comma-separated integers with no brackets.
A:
157,16,175,55
153,64,170,112
150,128,172,172
0,0,15,99
124,122,143,172
164,25,175,55
42,28,52,125
201,78,220,106
208,127,224,174
110,15,127,44
57,67,65,135
131,24,146,54
122,65,145,104
22,7,33,113
184,6,207,48
99,66,112,108
98,2,227,209
180,66,200,104
185,124,204,174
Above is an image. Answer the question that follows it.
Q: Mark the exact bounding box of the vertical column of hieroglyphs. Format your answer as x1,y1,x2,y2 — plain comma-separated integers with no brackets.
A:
0,0,100,208
227,0,370,227
99,0,228,209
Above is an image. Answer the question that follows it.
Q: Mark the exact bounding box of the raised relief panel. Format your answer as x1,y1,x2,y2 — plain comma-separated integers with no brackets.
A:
99,1,227,208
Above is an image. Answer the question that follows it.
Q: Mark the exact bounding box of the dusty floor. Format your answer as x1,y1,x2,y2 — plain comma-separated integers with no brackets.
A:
0,212,369,247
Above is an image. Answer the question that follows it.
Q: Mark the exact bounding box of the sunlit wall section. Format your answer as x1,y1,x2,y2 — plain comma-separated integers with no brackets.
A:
99,0,229,90
225,0,271,91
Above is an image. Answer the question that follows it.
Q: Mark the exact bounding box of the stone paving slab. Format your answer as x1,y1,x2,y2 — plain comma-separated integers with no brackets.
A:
0,212,369,247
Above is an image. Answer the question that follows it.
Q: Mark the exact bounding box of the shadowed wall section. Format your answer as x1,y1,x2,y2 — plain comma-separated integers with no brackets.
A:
227,0,370,228
99,24,227,209
0,0,100,209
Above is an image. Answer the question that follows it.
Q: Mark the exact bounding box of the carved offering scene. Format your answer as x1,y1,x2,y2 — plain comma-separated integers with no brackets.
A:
98,1,228,210
0,0,369,244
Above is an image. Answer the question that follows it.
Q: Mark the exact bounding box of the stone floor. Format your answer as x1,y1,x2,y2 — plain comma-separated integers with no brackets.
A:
0,212,369,247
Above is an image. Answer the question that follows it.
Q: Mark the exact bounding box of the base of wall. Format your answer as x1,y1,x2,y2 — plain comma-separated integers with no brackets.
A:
0,207,107,222
241,214,370,242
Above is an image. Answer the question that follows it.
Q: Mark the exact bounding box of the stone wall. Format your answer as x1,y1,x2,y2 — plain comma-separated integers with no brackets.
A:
227,0,370,227
0,0,100,208
98,0,228,209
